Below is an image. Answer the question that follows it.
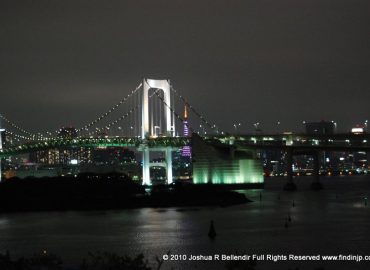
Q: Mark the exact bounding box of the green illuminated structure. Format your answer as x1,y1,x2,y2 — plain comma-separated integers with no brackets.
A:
192,134,264,185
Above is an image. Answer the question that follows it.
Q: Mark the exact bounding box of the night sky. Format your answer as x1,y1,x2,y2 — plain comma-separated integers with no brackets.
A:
0,0,369,134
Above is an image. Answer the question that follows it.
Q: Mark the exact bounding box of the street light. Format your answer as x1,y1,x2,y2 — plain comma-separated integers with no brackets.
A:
302,121,306,133
277,121,281,134
233,123,241,134
253,122,260,131
331,120,337,133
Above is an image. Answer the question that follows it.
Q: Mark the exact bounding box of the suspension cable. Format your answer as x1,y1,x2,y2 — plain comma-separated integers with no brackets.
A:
152,89,197,135
4,130,33,141
169,85,220,133
76,83,142,133
90,105,140,135
0,114,40,137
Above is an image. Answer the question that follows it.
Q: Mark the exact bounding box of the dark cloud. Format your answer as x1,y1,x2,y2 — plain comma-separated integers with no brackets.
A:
0,0,369,133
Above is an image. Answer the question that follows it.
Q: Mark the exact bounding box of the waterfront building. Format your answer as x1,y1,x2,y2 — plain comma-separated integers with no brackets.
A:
192,134,264,185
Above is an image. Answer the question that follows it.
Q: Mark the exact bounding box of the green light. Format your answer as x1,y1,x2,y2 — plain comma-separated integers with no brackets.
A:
193,158,263,184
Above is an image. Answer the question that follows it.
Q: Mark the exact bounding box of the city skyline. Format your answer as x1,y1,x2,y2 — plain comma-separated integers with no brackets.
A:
0,0,369,133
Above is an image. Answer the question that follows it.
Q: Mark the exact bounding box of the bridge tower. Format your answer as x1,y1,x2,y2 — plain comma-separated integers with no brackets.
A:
141,79,176,186
142,79,175,138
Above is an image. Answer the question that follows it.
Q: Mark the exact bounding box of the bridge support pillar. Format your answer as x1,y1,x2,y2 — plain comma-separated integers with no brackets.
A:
165,147,173,184
142,148,151,185
284,147,296,191
311,151,323,190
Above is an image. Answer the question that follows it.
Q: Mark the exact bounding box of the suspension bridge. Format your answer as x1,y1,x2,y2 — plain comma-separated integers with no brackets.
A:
0,78,369,189
0,79,222,185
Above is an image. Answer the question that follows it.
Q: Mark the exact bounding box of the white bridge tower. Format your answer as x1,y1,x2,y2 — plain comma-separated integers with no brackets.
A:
141,79,176,186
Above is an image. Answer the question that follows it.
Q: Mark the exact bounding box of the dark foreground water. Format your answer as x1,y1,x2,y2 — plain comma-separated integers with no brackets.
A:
1,176,370,270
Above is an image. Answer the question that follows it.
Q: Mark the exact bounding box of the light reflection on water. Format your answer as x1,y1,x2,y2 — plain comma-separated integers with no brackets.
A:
0,176,370,269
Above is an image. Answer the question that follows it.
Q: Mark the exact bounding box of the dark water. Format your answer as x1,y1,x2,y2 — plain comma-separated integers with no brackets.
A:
1,176,370,270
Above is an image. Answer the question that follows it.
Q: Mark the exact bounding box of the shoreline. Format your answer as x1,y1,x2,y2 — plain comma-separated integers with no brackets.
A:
0,177,254,213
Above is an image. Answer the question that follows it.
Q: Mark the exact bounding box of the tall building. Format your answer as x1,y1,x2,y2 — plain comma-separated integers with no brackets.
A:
57,127,79,165
181,104,192,157
29,126,93,165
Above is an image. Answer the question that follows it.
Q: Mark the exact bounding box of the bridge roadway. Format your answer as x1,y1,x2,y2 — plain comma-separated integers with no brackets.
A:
215,133,370,149
1,133,370,158
0,136,190,158
224,133,370,190
1,133,369,190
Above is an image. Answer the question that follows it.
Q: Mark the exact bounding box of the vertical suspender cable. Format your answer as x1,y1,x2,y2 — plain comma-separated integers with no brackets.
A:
158,92,163,134
134,90,137,137
150,90,153,136
171,87,175,136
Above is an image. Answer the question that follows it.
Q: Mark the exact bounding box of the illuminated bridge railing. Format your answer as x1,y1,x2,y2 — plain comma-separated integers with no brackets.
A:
1,133,368,158
212,133,370,148
0,137,191,158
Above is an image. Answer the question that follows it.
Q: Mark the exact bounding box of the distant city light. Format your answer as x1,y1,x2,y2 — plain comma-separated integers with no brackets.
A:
351,127,364,134
70,159,78,165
